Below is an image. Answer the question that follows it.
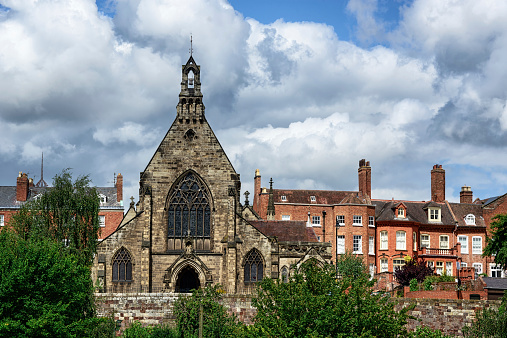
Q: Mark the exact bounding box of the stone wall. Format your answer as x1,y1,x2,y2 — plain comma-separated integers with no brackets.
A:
95,293,501,336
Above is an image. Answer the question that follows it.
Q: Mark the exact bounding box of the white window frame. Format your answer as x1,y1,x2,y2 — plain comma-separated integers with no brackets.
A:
446,261,453,276
380,231,388,250
281,215,291,221
353,235,362,254
413,232,417,251
336,215,345,226
353,215,362,226
369,263,375,279
0,214,4,227
439,235,449,249
310,196,316,202
458,235,468,254
380,258,388,272
490,264,505,278
429,208,441,222
397,208,405,218
461,262,467,268
368,216,375,227
436,261,444,275
465,214,476,225
473,263,483,275
472,236,482,255
99,215,106,228
421,234,430,248
99,194,107,204
393,259,405,271
396,231,406,251
281,195,287,202
369,236,374,255
336,235,345,254
312,216,321,226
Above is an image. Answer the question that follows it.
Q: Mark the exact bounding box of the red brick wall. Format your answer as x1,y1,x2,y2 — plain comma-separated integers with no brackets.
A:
98,210,124,239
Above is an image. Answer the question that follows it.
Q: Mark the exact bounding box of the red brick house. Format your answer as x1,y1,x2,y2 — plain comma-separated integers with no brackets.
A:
0,172,124,240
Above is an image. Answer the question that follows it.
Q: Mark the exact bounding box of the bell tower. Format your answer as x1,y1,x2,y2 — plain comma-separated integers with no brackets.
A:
176,41,205,121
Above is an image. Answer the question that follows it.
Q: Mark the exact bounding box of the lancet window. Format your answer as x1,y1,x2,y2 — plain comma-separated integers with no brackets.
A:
244,249,264,283
112,248,132,282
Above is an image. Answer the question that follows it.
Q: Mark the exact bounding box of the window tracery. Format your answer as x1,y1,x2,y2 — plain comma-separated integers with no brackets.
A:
112,248,132,282
244,249,264,283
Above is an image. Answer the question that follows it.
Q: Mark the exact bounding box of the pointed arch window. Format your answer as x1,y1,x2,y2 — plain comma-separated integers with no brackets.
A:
167,172,211,251
112,248,132,282
244,249,264,283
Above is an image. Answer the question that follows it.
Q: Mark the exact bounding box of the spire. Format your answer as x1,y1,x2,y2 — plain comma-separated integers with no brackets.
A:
267,178,275,220
35,152,48,188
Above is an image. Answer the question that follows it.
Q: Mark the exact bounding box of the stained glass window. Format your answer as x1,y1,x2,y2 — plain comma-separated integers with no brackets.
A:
112,248,132,282
244,249,264,283
167,172,212,250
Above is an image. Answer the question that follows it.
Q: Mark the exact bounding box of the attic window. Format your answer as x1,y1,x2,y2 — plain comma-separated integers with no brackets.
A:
428,207,441,222
310,196,316,202
397,208,405,218
99,194,107,204
465,214,476,225
281,195,287,202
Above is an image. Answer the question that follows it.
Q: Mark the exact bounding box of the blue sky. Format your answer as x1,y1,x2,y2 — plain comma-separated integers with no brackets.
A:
1,0,507,205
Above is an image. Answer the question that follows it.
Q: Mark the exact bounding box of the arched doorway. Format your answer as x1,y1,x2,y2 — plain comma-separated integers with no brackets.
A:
175,265,200,293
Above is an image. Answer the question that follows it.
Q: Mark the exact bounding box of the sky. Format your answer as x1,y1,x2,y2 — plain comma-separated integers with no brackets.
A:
1,0,507,206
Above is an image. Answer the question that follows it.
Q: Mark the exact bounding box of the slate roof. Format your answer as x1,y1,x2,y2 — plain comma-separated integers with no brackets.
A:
482,277,507,290
273,189,367,205
448,202,486,228
372,200,455,225
0,186,122,209
248,220,318,242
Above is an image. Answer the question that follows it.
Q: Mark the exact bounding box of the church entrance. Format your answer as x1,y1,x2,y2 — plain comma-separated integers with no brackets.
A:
175,266,200,293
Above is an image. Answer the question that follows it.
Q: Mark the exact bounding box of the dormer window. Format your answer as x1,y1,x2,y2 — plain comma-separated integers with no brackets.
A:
99,194,107,205
465,214,476,225
281,195,287,202
310,196,316,202
428,207,441,222
397,208,405,218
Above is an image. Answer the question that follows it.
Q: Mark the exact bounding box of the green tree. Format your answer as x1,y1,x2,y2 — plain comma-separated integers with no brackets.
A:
10,169,100,266
462,294,507,337
0,231,113,337
335,251,369,279
173,284,245,338
250,260,412,337
483,213,507,270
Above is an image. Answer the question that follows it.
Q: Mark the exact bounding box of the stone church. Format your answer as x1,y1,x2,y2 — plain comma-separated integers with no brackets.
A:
93,55,331,293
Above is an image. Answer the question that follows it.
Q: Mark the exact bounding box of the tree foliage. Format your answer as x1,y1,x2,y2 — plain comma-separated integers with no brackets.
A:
335,251,369,279
250,260,412,337
463,294,507,338
173,284,245,338
10,169,100,266
0,231,113,337
394,258,434,286
483,213,507,270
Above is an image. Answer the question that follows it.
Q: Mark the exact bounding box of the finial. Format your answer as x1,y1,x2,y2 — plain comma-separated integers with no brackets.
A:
269,178,273,190
189,34,193,56
35,152,48,187
130,196,135,206
244,191,250,206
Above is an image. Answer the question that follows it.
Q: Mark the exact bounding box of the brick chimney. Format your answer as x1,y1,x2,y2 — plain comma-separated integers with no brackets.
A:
253,169,261,215
460,185,473,204
16,172,29,202
431,164,445,203
116,173,123,202
358,159,371,198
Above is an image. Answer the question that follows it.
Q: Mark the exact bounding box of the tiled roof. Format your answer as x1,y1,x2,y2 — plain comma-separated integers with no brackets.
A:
273,189,362,205
482,277,507,290
373,200,455,225
248,220,318,242
448,203,486,228
0,186,122,209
